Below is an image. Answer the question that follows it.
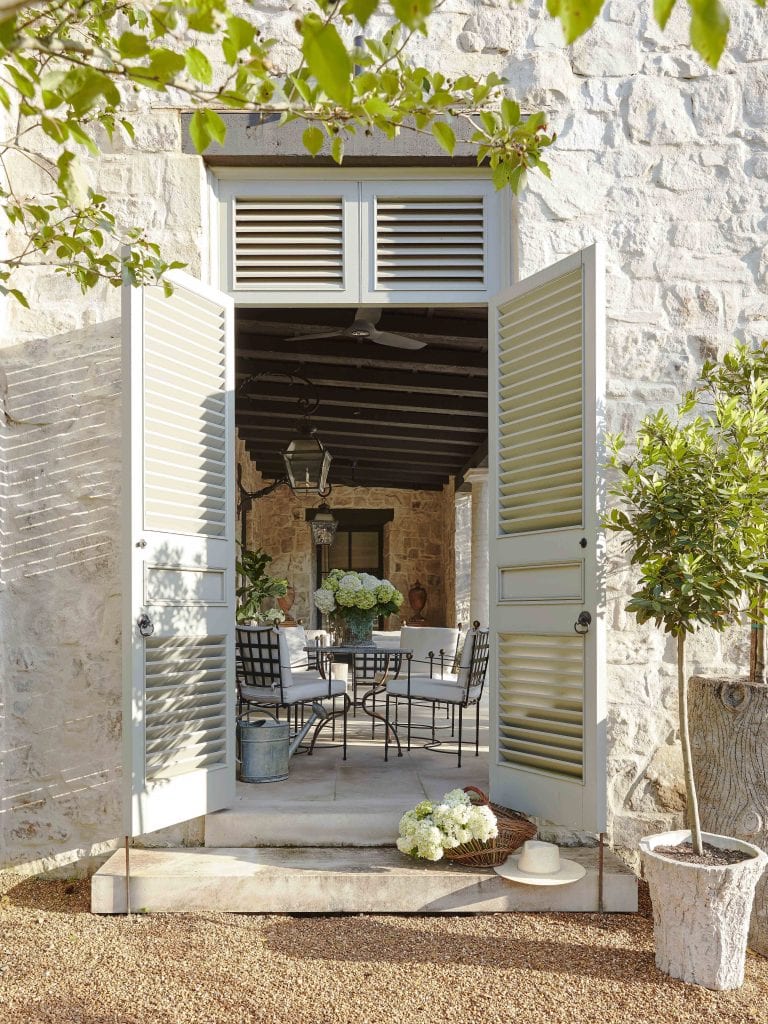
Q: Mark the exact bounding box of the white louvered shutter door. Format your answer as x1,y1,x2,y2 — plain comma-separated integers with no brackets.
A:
488,245,607,833
123,270,235,837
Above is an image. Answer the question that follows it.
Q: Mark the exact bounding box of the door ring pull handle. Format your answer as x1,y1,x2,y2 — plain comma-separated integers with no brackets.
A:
137,614,154,638
574,611,591,635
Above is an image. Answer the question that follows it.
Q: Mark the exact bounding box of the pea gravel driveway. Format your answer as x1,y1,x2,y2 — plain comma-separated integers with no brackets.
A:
1,873,766,1024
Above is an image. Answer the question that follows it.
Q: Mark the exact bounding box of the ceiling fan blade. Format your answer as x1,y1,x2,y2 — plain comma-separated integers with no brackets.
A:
370,330,427,350
361,306,383,327
288,330,342,342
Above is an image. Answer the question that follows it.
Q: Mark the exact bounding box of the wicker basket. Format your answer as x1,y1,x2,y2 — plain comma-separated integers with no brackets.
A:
443,786,537,868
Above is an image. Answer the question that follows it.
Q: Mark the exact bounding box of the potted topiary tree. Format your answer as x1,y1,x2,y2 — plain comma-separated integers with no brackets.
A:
604,340,768,990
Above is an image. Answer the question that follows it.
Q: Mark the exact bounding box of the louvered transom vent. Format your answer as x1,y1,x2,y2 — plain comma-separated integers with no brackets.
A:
143,287,227,537
498,632,584,781
375,196,486,290
144,636,228,782
234,197,344,289
497,267,584,535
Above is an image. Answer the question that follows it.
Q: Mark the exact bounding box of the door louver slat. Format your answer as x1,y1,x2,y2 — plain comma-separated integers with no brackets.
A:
497,267,583,535
144,636,228,782
374,196,486,290
498,633,584,781
234,197,344,288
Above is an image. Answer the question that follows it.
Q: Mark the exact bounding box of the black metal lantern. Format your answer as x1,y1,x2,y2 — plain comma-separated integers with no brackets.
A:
281,426,332,496
310,503,338,545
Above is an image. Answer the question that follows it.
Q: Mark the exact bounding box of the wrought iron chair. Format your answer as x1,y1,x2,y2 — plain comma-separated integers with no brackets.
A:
383,625,489,767
236,625,350,759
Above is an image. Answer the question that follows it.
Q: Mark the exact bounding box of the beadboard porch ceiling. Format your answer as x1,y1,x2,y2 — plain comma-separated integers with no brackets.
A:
236,306,488,491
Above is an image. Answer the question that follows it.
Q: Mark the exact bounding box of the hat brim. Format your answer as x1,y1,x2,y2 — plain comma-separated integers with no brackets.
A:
494,855,587,886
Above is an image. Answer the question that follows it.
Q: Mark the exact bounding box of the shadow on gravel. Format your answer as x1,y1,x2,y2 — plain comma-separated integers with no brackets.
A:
3,876,91,914
260,914,660,982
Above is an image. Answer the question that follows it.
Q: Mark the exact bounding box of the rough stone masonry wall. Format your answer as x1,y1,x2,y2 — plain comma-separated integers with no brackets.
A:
240,453,456,629
2,0,768,868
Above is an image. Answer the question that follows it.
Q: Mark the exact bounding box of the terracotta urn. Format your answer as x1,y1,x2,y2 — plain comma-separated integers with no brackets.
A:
407,581,427,625
277,584,297,625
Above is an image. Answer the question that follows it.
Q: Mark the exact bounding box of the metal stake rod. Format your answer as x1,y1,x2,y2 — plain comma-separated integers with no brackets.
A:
598,832,605,913
124,836,132,918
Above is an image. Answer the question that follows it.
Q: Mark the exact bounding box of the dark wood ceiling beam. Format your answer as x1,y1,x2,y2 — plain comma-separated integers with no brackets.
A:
236,340,488,375
250,448,459,471
252,460,450,486
237,365,487,399
236,309,487,340
237,407,486,436
238,429,479,455
237,387,486,417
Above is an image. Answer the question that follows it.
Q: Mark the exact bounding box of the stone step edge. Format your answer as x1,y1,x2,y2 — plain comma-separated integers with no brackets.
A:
92,845,638,915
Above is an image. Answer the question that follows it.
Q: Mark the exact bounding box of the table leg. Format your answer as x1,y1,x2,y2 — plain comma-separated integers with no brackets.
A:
362,684,402,756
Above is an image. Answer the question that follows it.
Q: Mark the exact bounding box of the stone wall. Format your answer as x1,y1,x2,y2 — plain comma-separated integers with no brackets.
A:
3,0,768,867
240,454,457,628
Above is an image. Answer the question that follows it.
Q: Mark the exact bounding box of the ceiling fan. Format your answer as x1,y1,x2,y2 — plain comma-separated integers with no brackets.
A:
289,308,426,350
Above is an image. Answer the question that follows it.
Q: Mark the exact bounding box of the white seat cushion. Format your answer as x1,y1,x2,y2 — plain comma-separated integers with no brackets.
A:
373,629,402,649
400,625,460,674
386,675,482,704
241,672,346,705
278,625,311,671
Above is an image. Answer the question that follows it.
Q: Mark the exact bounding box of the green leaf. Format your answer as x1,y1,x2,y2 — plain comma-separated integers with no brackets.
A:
302,125,324,156
226,14,256,51
8,66,34,99
56,151,89,209
363,96,395,119
188,109,210,151
390,0,434,31
118,31,150,59
653,0,677,29
547,0,604,43
331,135,344,164
431,121,455,155
185,46,212,85
204,109,226,146
689,0,730,68
343,0,379,26
301,15,352,106
501,97,521,127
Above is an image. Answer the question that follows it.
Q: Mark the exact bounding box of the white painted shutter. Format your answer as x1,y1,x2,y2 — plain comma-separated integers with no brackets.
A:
220,180,359,303
488,244,606,833
123,270,236,838
361,178,503,303
233,196,344,288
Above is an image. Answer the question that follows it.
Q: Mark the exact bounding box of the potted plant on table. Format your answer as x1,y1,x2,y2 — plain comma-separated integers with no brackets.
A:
604,341,768,990
313,570,403,645
236,545,288,625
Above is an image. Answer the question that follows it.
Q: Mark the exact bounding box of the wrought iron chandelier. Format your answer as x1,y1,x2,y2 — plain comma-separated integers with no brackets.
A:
309,503,338,546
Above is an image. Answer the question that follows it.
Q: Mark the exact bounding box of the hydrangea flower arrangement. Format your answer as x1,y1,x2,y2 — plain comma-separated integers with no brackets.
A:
396,789,498,861
313,569,403,638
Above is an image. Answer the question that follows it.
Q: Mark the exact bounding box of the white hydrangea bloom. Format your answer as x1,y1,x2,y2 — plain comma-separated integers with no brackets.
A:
313,588,336,614
338,573,362,591
359,573,380,590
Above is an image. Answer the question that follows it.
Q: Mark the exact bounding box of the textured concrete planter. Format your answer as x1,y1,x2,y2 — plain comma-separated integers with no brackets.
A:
640,830,768,990
689,675,768,956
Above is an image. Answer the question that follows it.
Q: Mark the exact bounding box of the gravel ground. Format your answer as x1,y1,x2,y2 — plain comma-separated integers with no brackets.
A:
1,872,767,1024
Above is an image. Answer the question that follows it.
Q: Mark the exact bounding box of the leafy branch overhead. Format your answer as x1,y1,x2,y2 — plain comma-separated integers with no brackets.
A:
0,0,762,304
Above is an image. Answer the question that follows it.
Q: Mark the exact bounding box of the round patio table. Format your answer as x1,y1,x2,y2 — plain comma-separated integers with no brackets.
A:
305,644,409,756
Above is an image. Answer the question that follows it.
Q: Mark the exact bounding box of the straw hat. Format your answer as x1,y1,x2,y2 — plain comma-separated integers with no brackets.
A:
494,840,587,886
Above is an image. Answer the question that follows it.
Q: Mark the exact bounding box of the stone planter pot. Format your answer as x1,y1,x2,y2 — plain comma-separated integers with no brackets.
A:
688,675,768,956
640,829,767,990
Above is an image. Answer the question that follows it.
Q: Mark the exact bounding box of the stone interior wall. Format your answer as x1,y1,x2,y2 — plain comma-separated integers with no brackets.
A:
3,0,768,867
239,454,457,629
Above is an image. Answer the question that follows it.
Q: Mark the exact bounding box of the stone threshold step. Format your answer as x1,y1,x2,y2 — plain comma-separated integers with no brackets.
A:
204,805,403,847
92,846,637,915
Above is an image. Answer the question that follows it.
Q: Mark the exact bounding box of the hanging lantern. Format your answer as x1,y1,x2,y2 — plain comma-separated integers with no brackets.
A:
310,503,338,546
281,427,332,496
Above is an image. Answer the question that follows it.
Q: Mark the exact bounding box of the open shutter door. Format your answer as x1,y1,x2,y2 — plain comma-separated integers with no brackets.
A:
488,244,606,833
123,270,235,837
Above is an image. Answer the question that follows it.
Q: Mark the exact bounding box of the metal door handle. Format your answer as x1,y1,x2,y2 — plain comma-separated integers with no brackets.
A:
574,611,591,635
137,614,154,638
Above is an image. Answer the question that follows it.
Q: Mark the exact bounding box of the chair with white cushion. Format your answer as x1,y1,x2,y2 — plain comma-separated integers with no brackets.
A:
236,625,350,759
383,625,489,767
